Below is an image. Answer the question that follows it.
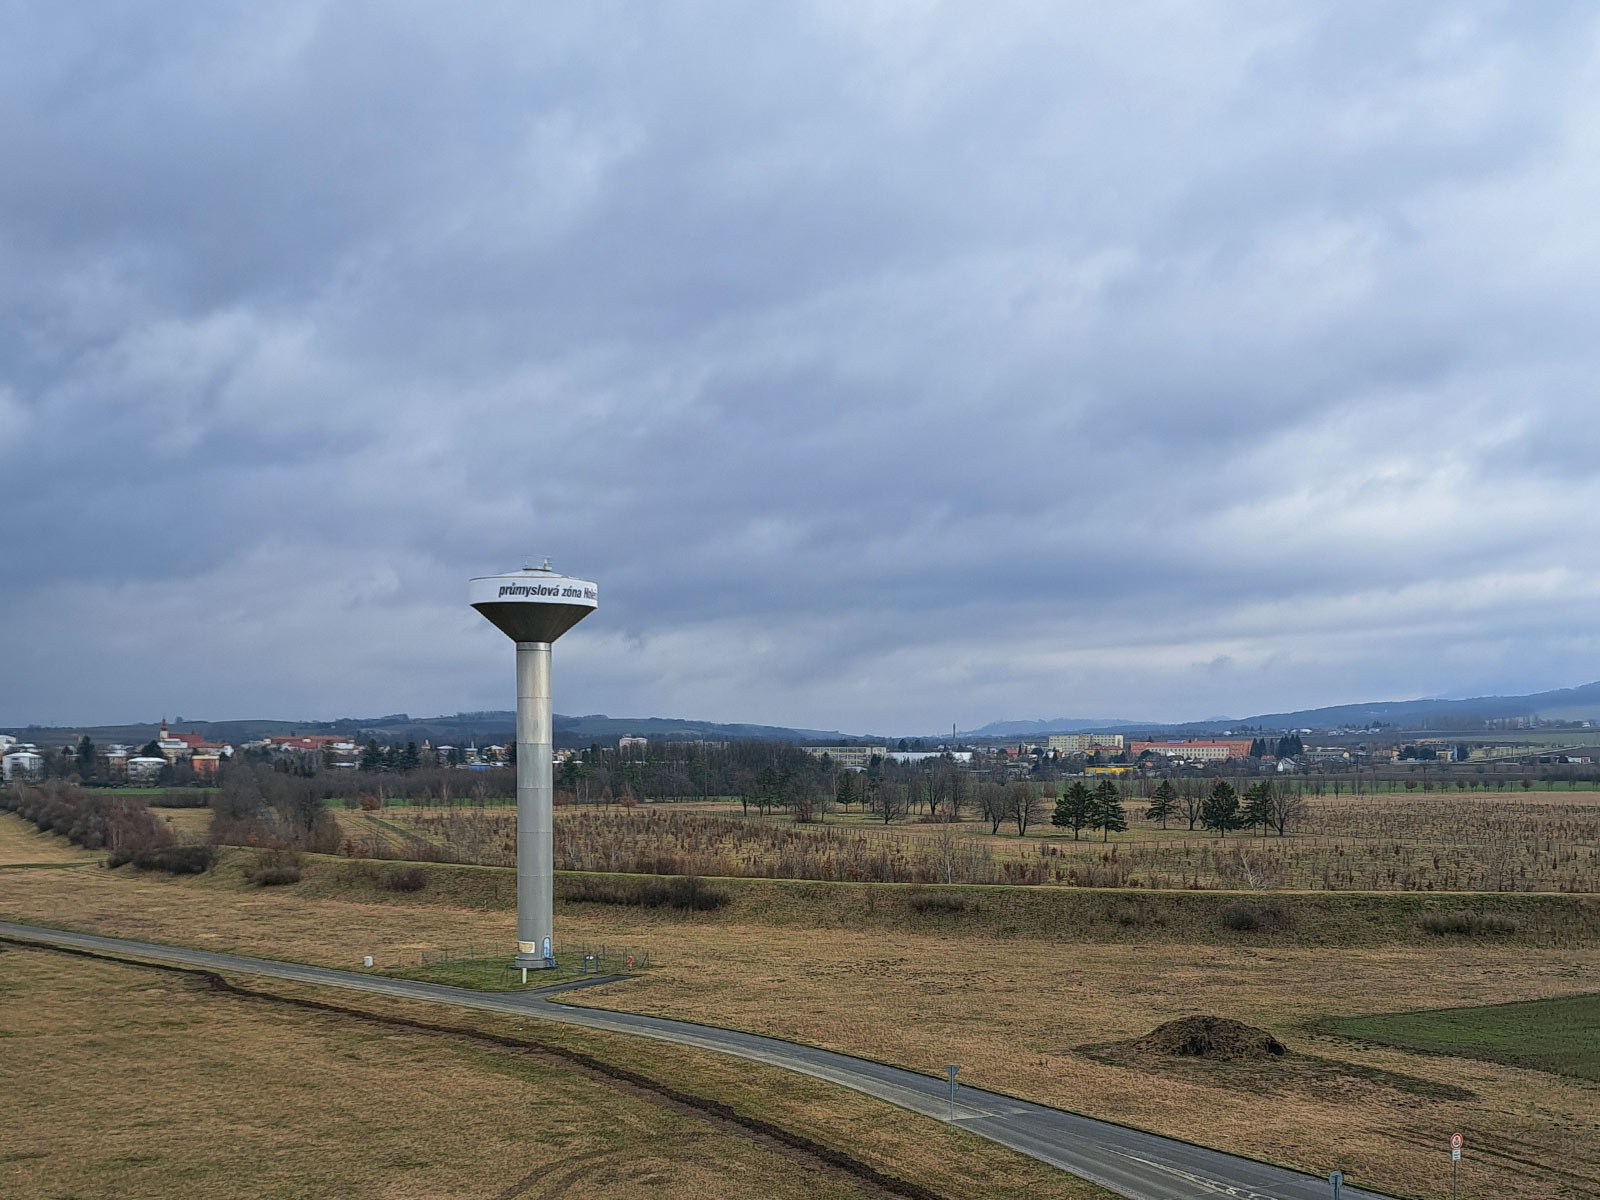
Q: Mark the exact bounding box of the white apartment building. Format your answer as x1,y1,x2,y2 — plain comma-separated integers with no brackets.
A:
1047,733,1125,753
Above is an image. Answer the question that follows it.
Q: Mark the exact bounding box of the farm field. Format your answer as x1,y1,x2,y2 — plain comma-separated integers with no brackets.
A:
336,788,1600,893
1,848,1595,1200
1320,992,1600,1083
0,944,988,1200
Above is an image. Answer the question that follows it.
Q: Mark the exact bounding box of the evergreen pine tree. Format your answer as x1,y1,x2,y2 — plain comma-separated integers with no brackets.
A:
835,771,859,812
1051,781,1093,840
1093,778,1127,840
1201,779,1241,837
1144,779,1177,828
1241,781,1274,834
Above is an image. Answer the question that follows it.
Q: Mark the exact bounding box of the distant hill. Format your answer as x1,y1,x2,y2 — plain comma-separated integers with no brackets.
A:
12,679,1600,751
959,680,1600,739
2,711,871,749
962,717,1144,739
1232,680,1600,732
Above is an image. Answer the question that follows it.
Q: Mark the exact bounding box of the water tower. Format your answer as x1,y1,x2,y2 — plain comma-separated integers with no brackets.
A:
470,564,597,969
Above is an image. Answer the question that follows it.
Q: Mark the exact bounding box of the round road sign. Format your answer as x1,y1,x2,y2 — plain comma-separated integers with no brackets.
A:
1451,1133,1463,1150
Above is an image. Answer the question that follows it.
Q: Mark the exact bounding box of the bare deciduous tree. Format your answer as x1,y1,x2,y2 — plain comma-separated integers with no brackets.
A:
872,779,907,825
1010,781,1042,836
1266,787,1307,836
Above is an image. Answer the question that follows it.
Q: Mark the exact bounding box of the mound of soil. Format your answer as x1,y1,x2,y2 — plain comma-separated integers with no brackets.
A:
1134,1016,1287,1060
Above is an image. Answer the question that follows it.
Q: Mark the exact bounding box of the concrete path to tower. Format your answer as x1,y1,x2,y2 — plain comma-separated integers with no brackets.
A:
0,920,1394,1200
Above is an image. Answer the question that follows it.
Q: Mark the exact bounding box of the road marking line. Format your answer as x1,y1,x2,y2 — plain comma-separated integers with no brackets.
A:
1107,1147,1282,1200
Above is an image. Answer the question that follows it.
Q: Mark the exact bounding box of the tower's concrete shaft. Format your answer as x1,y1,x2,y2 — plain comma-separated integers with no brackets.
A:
515,642,553,966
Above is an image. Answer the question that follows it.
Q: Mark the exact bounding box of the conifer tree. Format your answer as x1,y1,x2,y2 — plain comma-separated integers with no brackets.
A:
1201,779,1241,837
1144,778,1177,828
1051,780,1093,840
1241,781,1274,835
1092,778,1127,841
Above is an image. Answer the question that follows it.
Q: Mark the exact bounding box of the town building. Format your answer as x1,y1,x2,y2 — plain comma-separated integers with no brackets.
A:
1129,739,1253,762
805,745,887,770
264,734,351,752
154,719,232,769
259,734,356,767
127,756,168,783
98,747,130,780
1047,733,1125,753
2,751,44,782
884,750,972,764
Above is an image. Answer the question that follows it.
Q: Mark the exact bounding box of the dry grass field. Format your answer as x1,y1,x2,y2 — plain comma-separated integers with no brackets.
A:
0,810,102,866
2,846,1595,1200
148,804,215,839
0,944,965,1200
342,788,1600,893
559,922,1600,1200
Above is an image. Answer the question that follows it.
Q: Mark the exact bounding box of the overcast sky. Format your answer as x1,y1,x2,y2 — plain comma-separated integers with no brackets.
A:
4,3,1600,733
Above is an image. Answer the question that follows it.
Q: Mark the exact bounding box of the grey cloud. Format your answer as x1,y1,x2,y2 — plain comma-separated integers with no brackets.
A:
4,3,1600,730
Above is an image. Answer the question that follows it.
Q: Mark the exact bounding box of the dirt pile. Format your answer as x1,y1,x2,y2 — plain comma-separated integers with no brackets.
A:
1133,1016,1287,1060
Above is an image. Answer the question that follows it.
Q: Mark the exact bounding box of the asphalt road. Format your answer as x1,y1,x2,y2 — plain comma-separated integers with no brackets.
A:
1,921,1393,1200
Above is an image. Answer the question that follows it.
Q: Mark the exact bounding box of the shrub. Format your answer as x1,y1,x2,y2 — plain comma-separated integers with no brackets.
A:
359,794,382,811
562,874,729,911
5,781,169,855
380,866,428,893
1081,862,1131,888
644,875,728,911
1421,910,1521,937
1220,900,1294,933
1113,901,1157,928
245,848,303,887
907,889,970,915
129,844,216,875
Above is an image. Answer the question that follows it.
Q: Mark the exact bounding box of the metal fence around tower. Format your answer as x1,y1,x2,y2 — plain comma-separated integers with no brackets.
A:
382,942,651,976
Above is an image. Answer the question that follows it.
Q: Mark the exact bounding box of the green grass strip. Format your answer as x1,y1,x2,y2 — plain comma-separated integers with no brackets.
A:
1320,992,1600,1082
